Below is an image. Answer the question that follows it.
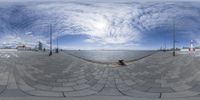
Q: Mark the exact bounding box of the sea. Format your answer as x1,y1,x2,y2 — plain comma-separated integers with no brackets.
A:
65,50,156,63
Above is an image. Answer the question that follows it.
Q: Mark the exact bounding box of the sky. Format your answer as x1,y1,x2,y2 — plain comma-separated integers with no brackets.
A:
0,0,200,50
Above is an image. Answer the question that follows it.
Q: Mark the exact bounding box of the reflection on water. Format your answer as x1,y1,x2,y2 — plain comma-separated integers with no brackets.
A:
65,50,156,63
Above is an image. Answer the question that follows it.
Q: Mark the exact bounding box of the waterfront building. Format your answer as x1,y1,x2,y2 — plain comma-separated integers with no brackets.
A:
38,41,43,51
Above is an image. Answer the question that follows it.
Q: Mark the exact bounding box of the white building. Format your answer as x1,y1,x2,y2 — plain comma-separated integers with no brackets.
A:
180,40,200,51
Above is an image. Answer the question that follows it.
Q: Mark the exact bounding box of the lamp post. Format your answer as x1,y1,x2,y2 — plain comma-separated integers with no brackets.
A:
49,24,53,56
56,37,59,53
173,19,176,56
164,40,166,52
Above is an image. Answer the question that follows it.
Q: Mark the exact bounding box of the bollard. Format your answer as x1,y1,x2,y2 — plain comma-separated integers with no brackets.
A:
118,60,126,66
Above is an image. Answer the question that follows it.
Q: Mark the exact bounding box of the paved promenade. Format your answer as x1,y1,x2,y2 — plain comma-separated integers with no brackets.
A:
0,51,200,100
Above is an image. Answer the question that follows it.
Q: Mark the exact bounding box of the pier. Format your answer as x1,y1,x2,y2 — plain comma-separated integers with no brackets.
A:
0,51,200,100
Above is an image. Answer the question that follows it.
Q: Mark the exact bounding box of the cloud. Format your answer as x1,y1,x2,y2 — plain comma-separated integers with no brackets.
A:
1,1,200,49
31,2,142,45
25,32,32,35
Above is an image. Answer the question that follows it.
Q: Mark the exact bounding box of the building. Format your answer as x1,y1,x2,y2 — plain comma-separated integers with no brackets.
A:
38,41,43,51
181,40,197,51
181,47,190,51
16,45,26,50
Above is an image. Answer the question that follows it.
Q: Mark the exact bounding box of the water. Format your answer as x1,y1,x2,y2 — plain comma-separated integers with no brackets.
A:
65,50,156,63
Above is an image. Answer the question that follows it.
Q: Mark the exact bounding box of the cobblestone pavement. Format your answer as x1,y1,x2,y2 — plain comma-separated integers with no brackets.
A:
1,51,200,99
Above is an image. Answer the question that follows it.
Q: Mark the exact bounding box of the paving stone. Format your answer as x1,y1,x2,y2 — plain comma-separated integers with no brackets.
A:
56,79,68,82
91,83,104,91
64,89,97,96
162,90,199,98
148,87,175,93
124,80,136,86
52,86,74,92
142,81,161,88
189,84,200,92
63,82,77,87
34,84,52,90
173,84,191,92
73,84,90,90
98,87,122,96
0,85,6,92
115,79,123,84
27,90,63,97
3,51,200,98
48,82,63,87
0,72,9,85
17,79,35,92
121,89,160,98
1,89,29,97
117,84,130,92
105,80,115,88
86,79,98,86
0,79,7,86
132,85,150,92
76,79,88,84
98,79,107,84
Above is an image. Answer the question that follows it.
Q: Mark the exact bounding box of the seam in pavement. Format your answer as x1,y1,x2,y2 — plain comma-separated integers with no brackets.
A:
0,67,11,96
13,65,39,97
13,63,65,98
114,78,128,96
15,72,65,98
14,62,106,98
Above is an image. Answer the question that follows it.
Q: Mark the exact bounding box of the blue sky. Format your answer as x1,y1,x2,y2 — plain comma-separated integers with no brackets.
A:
0,0,200,50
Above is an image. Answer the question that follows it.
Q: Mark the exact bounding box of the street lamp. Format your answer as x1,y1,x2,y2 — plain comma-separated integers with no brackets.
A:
49,24,53,56
173,19,176,56
56,37,59,53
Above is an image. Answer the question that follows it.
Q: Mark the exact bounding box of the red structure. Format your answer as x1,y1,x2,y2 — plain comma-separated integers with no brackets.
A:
16,45,26,49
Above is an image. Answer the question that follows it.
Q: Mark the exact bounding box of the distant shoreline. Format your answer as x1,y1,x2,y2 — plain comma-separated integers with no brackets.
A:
0,49,17,51
64,49,157,51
